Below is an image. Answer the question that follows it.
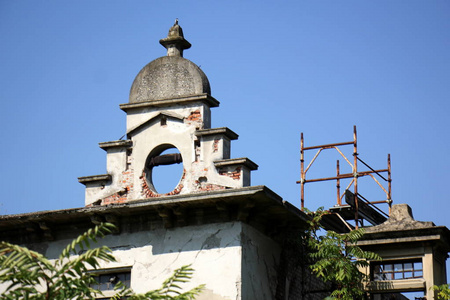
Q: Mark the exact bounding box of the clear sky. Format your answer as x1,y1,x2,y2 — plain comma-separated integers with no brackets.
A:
1,1,449,229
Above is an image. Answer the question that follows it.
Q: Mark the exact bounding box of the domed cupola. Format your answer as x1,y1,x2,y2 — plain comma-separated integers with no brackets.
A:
129,19,211,103
79,21,257,206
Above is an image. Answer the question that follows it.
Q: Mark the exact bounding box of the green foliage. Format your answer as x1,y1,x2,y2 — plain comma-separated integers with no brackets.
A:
0,223,203,300
118,265,205,300
0,222,116,300
306,208,381,300
433,284,450,300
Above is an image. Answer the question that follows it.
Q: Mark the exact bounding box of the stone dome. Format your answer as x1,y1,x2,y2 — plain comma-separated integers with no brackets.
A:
129,56,211,103
129,20,211,103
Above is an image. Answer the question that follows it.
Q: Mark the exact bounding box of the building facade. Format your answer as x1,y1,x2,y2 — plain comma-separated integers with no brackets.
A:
0,21,449,300
0,21,314,300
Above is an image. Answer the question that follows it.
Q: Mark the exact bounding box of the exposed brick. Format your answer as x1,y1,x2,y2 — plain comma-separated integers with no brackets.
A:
101,191,128,206
218,167,241,180
141,170,186,198
197,183,226,191
213,139,219,153
99,168,134,205
185,110,201,123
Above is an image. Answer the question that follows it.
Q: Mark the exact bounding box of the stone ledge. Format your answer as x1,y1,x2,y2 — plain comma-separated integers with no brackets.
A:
0,185,310,245
195,127,238,140
120,94,219,111
359,226,450,254
78,174,112,185
366,278,426,293
214,158,258,170
99,140,132,150
358,234,443,246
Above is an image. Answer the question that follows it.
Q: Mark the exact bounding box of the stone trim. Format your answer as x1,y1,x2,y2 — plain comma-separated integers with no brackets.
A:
98,140,132,150
366,278,426,293
0,186,287,220
214,158,258,170
119,94,219,111
126,112,184,136
78,174,112,185
195,127,239,140
358,234,443,246
0,185,311,244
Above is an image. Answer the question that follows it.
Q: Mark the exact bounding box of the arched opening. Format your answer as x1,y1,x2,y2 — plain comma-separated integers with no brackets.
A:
144,144,184,194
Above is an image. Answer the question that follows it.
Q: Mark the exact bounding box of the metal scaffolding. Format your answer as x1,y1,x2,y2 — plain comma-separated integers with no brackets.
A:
297,126,392,231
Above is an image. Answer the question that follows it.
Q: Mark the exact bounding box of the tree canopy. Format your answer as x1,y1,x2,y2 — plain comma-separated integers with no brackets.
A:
0,223,203,300
306,208,381,300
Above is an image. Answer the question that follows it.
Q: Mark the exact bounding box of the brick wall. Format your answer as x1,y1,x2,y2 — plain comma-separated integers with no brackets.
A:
185,109,202,125
101,168,134,205
140,170,185,198
218,167,241,180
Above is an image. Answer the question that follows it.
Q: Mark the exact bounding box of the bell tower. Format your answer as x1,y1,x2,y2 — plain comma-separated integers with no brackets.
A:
78,21,258,206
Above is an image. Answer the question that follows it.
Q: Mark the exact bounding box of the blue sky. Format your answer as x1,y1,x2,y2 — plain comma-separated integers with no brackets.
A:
1,0,449,233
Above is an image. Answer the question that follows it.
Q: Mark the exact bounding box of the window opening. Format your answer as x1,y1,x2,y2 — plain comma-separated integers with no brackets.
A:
194,139,200,162
145,145,184,194
126,149,132,170
88,268,131,299
372,260,423,281
90,271,131,291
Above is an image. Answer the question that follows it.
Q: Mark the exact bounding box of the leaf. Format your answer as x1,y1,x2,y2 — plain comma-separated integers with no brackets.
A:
307,208,380,299
0,223,206,300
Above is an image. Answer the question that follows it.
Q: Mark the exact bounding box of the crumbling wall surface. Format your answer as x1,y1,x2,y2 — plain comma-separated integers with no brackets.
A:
240,223,281,299
26,222,244,300
239,225,331,300
273,232,331,300
127,107,247,201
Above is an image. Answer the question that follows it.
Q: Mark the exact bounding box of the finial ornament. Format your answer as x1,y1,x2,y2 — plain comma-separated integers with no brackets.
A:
159,19,191,57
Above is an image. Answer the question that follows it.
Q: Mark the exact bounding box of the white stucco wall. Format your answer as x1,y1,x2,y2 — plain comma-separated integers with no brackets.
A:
83,101,249,206
2,221,284,300
241,223,281,299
